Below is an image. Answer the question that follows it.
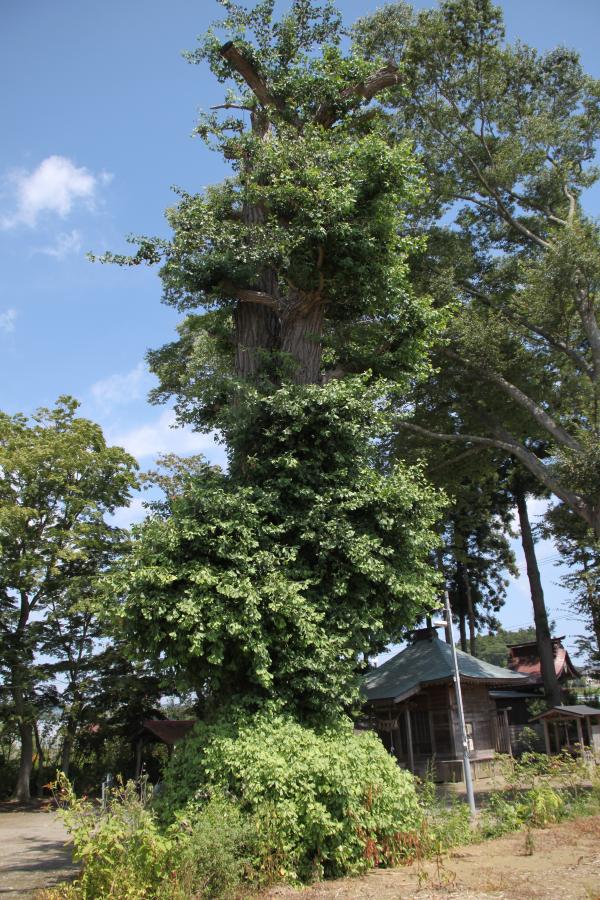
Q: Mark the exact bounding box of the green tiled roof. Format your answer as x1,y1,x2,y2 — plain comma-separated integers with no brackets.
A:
363,635,527,703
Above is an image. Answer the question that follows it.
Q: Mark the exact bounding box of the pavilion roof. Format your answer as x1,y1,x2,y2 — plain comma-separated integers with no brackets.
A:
363,634,527,704
140,719,196,745
507,637,579,682
531,705,600,721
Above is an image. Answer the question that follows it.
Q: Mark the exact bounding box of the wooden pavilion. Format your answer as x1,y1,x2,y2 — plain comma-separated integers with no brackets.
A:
531,705,600,756
362,628,528,780
134,719,196,778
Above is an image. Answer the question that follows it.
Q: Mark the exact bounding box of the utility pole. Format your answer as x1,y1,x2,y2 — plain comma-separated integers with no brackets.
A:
434,589,476,817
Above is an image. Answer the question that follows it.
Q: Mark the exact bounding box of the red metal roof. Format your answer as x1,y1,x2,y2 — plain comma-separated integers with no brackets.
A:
507,638,578,683
140,719,196,745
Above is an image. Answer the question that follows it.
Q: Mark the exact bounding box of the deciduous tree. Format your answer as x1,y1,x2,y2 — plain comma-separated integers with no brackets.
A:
0,398,137,801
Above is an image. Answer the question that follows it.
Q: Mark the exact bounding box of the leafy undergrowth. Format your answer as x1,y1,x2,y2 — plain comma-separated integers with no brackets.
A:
40,748,600,900
421,750,600,850
40,716,423,899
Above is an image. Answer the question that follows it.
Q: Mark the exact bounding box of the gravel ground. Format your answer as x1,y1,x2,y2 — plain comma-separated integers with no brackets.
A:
0,806,77,898
265,815,600,900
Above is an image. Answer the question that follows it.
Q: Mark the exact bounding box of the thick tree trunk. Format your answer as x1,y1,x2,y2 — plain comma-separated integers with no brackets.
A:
12,678,33,803
234,301,279,377
581,556,600,657
33,722,45,798
60,717,78,777
515,489,562,707
458,611,467,653
235,191,280,379
459,564,476,655
14,721,33,803
591,602,600,659
280,295,324,385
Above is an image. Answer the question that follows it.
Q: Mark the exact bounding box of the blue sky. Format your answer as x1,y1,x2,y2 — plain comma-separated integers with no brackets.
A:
2,0,599,657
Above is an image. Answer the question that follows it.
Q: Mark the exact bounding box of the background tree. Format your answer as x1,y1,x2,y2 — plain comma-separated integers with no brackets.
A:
391,421,516,651
354,0,600,537
0,397,137,801
474,626,537,667
544,503,600,662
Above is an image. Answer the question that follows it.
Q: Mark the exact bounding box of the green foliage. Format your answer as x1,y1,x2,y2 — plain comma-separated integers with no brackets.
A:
474,627,537,667
354,0,600,540
0,397,139,800
45,775,251,900
158,714,423,881
108,378,442,719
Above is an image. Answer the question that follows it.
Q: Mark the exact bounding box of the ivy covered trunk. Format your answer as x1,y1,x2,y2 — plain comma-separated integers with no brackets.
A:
105,3,444,722
281,294,324,385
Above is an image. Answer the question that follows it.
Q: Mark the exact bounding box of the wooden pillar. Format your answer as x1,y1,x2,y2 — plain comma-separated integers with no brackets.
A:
405,708,415,773
585,716,592,748
553,722,560,752
543,719,551,756
503,709,512,756
134,738,143,779
576,717,584,753
428,710,437,755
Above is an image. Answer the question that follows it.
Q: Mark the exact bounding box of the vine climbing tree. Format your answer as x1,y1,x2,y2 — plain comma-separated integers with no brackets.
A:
105,1,444,722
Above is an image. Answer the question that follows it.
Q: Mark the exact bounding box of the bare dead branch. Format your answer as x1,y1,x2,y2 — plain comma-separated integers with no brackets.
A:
222,284,279,308
314,62,402,127
220,42,286,116
210,103,254,112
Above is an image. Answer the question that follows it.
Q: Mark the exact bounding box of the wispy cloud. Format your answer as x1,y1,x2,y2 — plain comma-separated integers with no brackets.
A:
109,410,226,464
110,496,148,530
36,229,82,260
1,155,112,229
0,308,17,333
91,362,151,413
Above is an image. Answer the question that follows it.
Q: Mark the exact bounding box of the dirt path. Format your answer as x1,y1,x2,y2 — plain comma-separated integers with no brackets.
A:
266,816,600,900
0,806,78,898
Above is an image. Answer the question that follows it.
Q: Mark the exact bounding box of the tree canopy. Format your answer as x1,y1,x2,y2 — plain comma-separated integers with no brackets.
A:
101,0,445,723
354,0,600,537
0,397,138,800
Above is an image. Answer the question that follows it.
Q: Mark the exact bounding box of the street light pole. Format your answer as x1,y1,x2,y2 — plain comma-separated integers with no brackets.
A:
443,589,476,817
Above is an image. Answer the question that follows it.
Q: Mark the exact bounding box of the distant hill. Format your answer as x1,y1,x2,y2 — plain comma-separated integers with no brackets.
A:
474,627,537,667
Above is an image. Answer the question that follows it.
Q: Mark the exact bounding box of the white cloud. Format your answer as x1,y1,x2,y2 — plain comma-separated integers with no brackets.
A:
1,156,112,229
0,308,17,333
36,229,82,260
110,496,147,530
110,410,226,464
91,362,151,413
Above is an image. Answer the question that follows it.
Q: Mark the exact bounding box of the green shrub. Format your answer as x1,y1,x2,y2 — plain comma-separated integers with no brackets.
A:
427,798,473,848
523,784,564,827
169,796,252,899
480,790,526,837
47,777,173,899
44,776,251,899
159,714,422,881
